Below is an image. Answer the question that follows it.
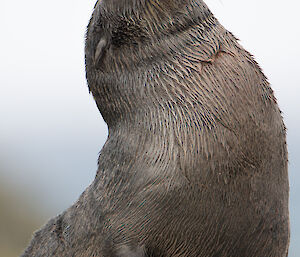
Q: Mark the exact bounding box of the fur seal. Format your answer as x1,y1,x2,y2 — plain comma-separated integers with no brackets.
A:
21,0,289,256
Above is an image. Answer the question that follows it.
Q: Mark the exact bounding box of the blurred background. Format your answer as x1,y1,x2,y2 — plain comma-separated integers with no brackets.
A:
0,0,299,256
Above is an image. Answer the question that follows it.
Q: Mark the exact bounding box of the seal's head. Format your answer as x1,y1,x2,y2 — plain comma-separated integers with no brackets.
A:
85,0,214,127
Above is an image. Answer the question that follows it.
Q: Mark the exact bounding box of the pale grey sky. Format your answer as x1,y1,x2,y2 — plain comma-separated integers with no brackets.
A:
1,0,299,255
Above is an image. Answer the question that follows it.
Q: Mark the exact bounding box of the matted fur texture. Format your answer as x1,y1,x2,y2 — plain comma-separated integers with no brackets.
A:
21,0,289,256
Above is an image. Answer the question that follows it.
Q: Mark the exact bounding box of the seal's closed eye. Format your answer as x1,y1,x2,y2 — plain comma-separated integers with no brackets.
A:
116,245,145,257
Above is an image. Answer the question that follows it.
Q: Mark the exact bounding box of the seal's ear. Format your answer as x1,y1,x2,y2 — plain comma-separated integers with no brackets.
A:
94,36,109,69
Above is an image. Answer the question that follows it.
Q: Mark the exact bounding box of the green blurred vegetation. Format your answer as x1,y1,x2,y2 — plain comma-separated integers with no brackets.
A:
0,181,45,257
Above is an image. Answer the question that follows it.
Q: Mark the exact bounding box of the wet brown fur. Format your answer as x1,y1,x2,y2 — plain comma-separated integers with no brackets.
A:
21,0,289,256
